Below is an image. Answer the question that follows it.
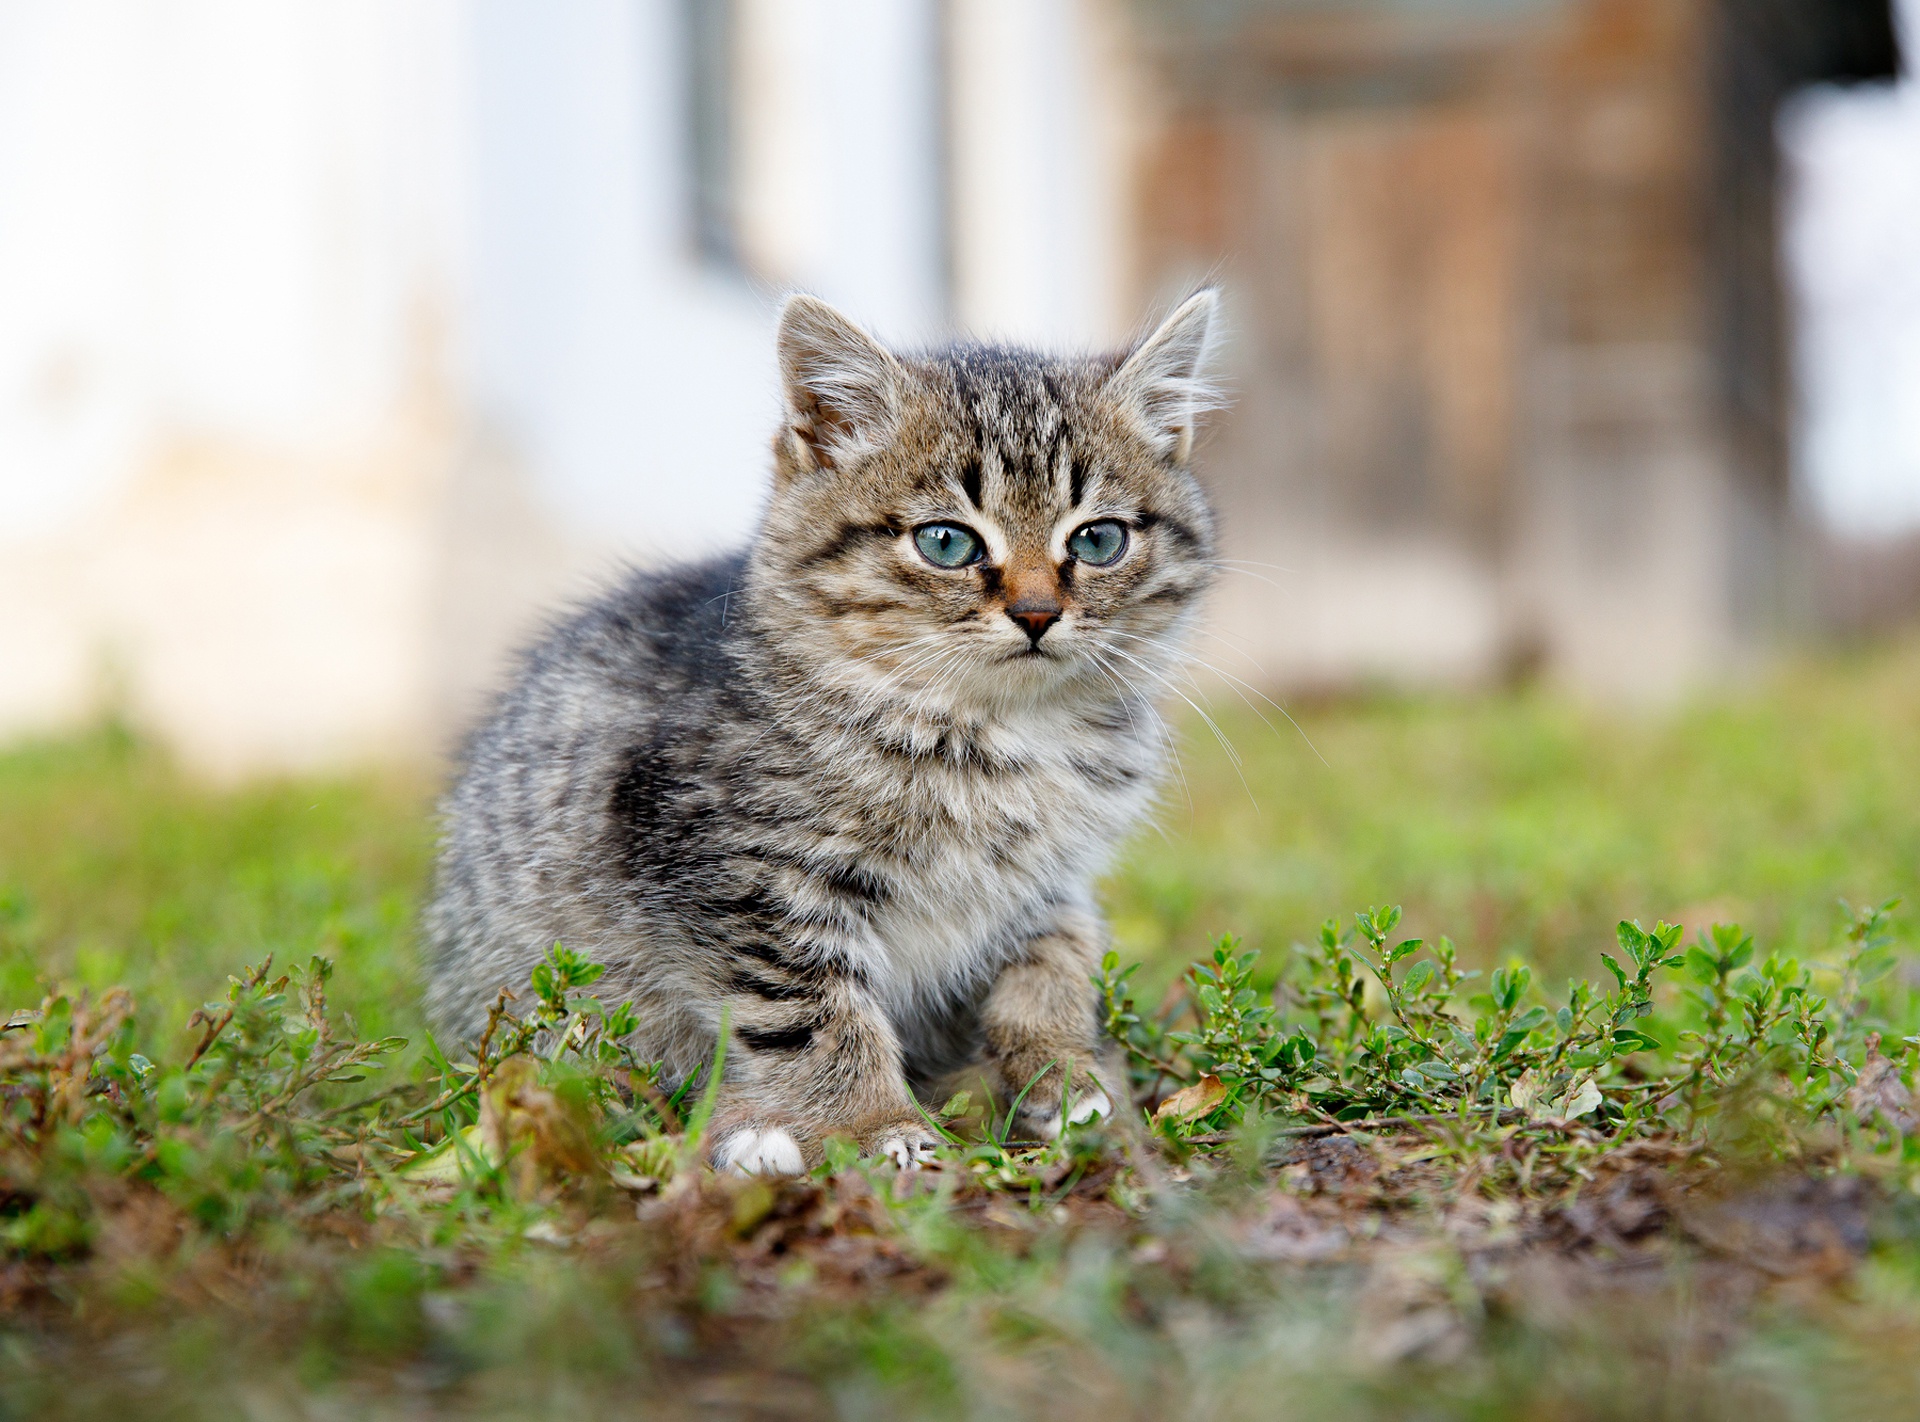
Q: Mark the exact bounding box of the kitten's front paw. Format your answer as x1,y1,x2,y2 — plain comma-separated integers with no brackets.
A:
1031,1085,1112,1141
869,1122,941,1170
713,1125,805,1176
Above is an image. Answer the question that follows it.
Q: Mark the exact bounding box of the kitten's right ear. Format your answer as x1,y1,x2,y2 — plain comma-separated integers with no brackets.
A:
775,295,904,478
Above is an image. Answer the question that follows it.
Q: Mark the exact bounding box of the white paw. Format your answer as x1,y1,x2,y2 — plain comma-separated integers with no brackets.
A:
1038,1087,1112,1141
713,1125,804,1176
877,1131,940,1169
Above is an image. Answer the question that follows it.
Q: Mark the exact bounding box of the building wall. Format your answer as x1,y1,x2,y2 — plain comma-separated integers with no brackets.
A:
1518,0,1742,694
0,0,1131,772
9,0,1863,772
1127,0,1775,696
0,0,474,772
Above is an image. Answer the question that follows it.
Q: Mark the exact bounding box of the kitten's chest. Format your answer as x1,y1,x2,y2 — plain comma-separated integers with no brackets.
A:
841,727,1155,1009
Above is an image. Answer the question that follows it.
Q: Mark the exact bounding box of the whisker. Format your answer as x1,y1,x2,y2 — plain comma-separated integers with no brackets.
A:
1092,657,1193,823
1200,562,1291,593
1098,641,1260,812
1101,627,1327,767
1101,643,1238,766
1210,558,1298,575
851,631,951,670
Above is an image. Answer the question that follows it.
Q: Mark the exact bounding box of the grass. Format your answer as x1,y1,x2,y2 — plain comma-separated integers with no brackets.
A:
0,725,431,1047
2,638,1920,1419
1104,640,1920,993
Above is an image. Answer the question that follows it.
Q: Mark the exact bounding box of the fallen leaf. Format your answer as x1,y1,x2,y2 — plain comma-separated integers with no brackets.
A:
1550,1077,1603,1120
1508,1070,1542,1116
481,1056,601,1199
1154,1073,1227,1125
1847,1033,1916,1132
399,1123,493,1184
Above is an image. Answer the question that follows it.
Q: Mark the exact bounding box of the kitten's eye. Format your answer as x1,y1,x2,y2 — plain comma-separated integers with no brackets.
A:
1067,520,1128,566
913,523,984,569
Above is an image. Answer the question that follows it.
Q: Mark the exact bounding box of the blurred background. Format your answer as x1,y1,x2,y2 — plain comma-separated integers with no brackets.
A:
0,0,1914,777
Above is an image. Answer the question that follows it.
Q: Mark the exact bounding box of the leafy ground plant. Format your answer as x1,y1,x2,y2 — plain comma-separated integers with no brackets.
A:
2,905,1919,1419
1104,900,1915,1174
3,641,1919,1417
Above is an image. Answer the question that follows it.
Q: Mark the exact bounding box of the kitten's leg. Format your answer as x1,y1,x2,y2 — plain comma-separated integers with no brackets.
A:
980,919,1118,1139
707,977,939,1174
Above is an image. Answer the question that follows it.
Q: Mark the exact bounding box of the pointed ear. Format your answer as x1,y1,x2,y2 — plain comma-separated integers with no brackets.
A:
775,295,904,477
1103,289,1220,463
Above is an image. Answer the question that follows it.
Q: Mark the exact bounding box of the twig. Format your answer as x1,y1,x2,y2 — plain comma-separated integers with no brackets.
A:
1183,1107,1537,1151
474,986,516,1084
184,1007,234,1070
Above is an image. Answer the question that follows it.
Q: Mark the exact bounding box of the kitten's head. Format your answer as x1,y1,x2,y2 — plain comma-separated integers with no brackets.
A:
748,293,1220,715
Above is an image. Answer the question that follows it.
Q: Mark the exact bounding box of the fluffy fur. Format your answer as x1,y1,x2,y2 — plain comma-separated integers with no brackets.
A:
425,291,1220,1172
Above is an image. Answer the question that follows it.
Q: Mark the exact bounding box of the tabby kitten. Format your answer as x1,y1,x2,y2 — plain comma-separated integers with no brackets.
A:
425,290,1219,1173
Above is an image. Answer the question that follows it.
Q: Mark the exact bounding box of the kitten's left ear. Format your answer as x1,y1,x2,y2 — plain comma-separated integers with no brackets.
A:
776,295,905,477
1103,289,1221,464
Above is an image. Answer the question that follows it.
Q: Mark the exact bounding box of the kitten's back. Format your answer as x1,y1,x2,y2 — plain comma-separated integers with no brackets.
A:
424,552,750,1038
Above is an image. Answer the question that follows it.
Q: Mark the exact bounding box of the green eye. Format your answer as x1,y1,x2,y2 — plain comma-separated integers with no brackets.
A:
913,523,984,568
1067,520,1128,566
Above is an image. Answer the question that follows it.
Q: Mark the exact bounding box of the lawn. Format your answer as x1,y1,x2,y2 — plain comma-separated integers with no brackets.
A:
2,638,1919,1419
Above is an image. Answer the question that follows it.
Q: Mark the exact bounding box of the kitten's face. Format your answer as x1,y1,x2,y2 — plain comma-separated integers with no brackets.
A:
750,295,1218,715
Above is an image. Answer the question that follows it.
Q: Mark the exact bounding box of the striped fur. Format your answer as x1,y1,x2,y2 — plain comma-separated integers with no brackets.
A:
425,292,1220,1171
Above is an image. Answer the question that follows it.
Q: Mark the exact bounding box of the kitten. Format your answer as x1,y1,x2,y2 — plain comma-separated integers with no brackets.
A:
425,291,1219,1173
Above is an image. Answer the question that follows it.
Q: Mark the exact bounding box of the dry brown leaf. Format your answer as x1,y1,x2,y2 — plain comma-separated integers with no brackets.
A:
1154,1073,1226,1125
1846,1032,1917,1133
480,1056,602,1199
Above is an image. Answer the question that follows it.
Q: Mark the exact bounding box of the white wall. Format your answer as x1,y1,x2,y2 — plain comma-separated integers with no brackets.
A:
0,0,1130,769
0,0,473,768
462,0,954,565
1782,0,1920,537
0,0,462,538
947,0,1137,346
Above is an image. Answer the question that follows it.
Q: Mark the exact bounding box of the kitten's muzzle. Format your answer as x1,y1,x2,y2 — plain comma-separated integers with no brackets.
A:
1006,598,1062,647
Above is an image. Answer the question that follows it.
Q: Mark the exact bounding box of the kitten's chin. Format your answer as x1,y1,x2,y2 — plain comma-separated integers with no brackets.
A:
954,641,1117,712
830,628,1119,717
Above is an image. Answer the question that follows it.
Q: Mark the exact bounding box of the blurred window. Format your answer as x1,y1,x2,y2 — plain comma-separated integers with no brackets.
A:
683,0,740,268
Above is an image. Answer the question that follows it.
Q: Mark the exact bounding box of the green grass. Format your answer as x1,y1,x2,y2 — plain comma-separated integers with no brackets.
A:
0,725,432,1045
1106,640,1920,990
9,641,1915,1029
3,639,1920,1420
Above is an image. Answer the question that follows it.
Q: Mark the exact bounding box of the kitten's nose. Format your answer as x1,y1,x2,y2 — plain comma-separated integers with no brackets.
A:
1006,599,1062,645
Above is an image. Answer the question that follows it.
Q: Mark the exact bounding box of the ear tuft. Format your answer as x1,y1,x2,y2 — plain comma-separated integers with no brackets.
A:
775,296,903,476
1103,289,1222,463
